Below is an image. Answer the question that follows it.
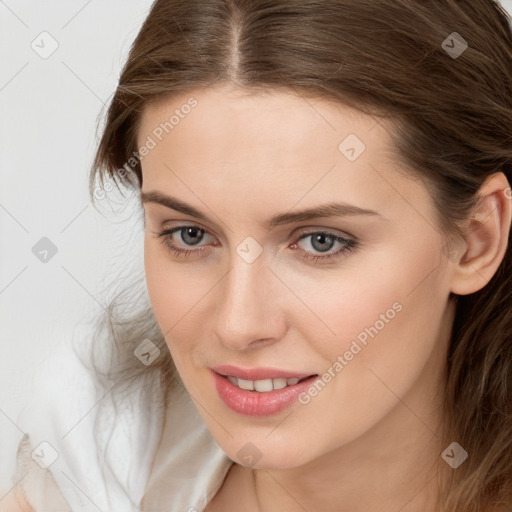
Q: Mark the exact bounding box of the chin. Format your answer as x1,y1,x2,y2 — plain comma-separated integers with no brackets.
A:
219,435,319,470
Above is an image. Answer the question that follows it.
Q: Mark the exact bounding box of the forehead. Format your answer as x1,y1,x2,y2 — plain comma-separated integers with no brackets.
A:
137,85,431,225
138,85,381,155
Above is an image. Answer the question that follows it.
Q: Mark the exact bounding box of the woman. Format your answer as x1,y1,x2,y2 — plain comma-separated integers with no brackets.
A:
6,0,512,511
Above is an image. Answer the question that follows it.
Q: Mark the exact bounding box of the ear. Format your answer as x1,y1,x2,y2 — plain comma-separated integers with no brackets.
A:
449,172,512,296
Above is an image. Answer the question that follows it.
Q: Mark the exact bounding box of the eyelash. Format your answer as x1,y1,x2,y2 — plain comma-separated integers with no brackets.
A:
155,224,359,263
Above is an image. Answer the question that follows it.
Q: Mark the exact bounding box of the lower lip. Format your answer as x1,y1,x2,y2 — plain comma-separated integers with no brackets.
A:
212,370,319,417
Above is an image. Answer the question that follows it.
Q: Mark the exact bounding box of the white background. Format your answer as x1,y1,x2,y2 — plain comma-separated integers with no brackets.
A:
1,0,512,493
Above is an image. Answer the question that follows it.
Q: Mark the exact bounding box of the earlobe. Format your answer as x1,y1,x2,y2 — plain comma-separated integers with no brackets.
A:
449,172,512,296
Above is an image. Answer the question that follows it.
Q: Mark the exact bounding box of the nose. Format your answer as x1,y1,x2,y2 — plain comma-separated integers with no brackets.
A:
213,251,286,350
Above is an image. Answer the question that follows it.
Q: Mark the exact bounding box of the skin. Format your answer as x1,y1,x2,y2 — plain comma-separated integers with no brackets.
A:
0,492,33,512
138,84,511,511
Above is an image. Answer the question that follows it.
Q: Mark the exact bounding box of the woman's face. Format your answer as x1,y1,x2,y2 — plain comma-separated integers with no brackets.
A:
139,84,456,469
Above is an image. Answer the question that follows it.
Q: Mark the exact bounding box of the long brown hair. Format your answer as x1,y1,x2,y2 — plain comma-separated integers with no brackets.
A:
86,1,512,510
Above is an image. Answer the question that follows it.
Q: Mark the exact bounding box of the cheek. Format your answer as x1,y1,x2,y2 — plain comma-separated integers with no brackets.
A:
290,243,446,387
292,245,447,421
143,239,216,370
301,237,444,344
282,246,431,348
144,236,197,320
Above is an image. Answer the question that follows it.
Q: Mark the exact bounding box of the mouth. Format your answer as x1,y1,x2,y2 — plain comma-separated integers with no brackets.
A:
214,372,315,392
211,367,320,417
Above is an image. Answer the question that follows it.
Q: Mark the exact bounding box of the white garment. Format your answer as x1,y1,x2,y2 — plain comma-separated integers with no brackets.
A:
12,324,233,511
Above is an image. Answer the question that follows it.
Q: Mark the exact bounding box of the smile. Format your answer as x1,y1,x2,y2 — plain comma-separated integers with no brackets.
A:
211,368,319,416
225,375,311,392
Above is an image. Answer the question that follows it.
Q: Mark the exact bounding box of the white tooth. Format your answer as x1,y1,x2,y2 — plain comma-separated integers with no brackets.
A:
254,379,274,392
272,378,287,390
237,378,255,391
286,377,300,385
227,376,238,386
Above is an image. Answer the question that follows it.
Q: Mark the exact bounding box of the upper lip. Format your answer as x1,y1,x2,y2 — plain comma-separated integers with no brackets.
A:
212,365,317,381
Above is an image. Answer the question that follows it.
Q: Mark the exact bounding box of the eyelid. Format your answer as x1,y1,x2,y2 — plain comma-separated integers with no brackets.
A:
164,223,217,242
158,221,356,242
156,223,359,260
158,224,217,249
293,225,356,241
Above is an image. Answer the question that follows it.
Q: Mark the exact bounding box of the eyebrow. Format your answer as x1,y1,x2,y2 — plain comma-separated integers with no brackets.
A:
140,191,382,230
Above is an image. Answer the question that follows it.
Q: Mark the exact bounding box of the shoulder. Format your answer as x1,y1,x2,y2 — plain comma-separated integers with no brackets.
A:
13,327,165,511
11,333,100,511
0,491,34,512
7,432,73,512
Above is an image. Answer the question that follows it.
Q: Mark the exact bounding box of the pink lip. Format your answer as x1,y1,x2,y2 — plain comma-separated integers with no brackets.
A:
211,369,319,417
211,364,315,381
